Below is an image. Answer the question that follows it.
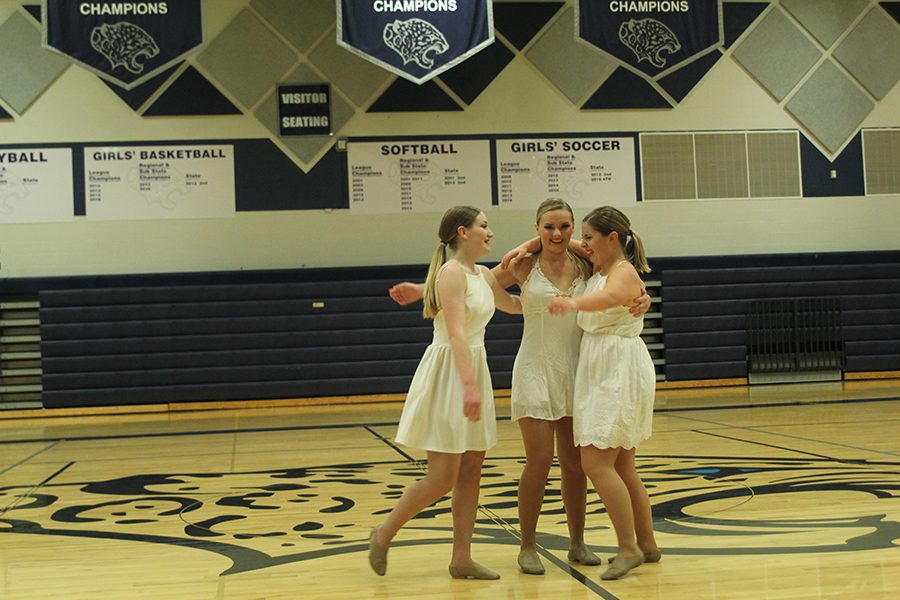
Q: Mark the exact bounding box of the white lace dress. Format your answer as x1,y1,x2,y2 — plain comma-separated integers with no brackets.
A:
395,267,497,453
574,273,655,449
510,260,586,421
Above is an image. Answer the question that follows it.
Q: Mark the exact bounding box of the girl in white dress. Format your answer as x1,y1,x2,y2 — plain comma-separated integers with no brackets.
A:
369,206,522,580
497,200,601,574
548,206,660,581
390,200,650,575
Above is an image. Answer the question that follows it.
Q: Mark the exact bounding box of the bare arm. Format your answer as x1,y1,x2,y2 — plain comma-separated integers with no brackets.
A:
482,266,523,314
548,264,642,315
627,287,651,317
388,281,425,305
390,260,525,307
500,236,541,269
438,263,482,422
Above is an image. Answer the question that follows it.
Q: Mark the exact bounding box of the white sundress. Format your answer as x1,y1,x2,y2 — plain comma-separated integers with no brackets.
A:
395,267,497,453
510,260,586,422
574,273,656,449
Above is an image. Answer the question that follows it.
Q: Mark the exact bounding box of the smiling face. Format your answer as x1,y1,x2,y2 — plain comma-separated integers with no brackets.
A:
535,208,575,255
581,221,620,268
459,211,493,258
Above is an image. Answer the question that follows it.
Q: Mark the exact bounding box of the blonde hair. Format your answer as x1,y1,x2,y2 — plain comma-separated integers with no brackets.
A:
422,206,482,319
535,198,574,224
535,198,592,279
582,206,651,273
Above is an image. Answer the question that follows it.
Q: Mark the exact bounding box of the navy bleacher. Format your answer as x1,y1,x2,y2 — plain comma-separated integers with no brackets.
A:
31,267,522,408
656,252,900,381
2,251,897,409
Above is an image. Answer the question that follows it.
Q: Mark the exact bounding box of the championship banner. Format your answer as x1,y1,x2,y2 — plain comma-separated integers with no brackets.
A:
576,0,722,80
42,0,204,90
336,0,494,85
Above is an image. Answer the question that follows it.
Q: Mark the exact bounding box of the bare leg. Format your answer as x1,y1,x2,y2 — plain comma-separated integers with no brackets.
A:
448,451,499,579
449,450,485,567
615,449,659,555
556,420,601,565
580,445,641,557
516,418,554,550
377,451,460,544
555,418,587,547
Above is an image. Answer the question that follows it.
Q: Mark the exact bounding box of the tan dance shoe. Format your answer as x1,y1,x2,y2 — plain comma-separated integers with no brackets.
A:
368,527,388,576
448,561,501,580
568,543,602,566
600,553,644,580
517,549,545,575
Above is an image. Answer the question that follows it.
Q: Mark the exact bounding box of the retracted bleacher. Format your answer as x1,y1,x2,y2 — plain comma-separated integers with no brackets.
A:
37,268,522,408
4,251,898,410
659,253,900,382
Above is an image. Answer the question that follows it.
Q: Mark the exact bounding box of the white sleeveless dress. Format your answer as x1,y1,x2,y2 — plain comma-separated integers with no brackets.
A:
395,267,497,453
574,273,656,449
511,260,586,421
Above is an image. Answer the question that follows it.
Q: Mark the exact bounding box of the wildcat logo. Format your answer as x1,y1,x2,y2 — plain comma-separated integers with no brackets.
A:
1,455,898,576
90,22,160,75
618,18,681,69
383,18,449,70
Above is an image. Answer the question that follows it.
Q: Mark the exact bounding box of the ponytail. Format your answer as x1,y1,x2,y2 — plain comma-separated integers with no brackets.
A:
422,206,482,319
422,242,447,319
625,229,651,273
583,206,651,273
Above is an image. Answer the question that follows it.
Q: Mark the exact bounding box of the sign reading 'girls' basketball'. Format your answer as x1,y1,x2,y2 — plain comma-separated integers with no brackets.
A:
42,0,204,89
336,0,494,84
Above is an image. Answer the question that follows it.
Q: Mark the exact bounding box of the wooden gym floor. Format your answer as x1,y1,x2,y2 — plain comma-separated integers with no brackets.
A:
1,379,899,599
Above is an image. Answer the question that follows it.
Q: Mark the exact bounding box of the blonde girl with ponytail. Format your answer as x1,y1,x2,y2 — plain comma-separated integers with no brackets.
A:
370,206,521,581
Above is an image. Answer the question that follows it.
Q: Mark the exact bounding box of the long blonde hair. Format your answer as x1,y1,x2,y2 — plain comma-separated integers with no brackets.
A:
582,206,651,273
422,206,482,319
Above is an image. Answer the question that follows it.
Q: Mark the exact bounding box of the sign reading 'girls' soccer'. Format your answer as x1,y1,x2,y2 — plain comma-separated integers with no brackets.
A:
336,0,494,84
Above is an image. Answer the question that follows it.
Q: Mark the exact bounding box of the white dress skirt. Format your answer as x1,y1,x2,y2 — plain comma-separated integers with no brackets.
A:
395,267,497,453
510,260,585,422
573,273,656,450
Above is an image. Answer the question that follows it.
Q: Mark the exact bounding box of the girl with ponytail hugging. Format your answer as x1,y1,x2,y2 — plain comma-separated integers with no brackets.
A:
369,206,522,580
547,206,660,580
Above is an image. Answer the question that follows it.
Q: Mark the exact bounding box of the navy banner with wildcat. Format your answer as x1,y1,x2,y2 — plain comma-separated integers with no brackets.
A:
576,0,722,80
42,0,204,89
336,0,494,84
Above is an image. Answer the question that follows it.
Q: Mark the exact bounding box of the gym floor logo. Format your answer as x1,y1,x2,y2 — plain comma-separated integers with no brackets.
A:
1,455,897,575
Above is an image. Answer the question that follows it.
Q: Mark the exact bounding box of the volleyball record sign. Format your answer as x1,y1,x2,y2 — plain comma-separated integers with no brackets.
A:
336,0,494,84
42,0,204,89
